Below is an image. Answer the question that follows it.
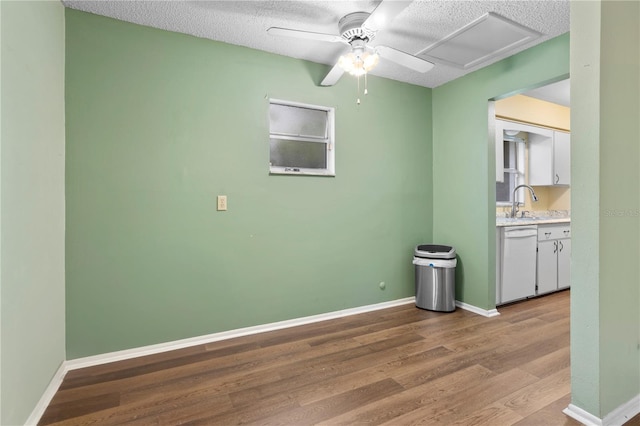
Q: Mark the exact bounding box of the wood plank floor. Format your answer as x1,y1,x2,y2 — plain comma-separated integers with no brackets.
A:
40,290,639,425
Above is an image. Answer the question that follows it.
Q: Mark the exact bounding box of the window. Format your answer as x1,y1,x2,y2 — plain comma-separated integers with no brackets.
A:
269,99,335,176
496,132,525,205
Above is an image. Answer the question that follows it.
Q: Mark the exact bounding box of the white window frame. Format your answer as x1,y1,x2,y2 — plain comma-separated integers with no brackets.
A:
496,135,526,206
496,119,535,207
268,98,335,177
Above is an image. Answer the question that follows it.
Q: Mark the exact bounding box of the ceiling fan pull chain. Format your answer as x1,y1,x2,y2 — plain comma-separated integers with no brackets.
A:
364,73,369,95
356,74,361,105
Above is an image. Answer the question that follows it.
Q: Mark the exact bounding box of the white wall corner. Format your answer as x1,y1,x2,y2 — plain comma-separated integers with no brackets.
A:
24,361,68,426
455,300,501,317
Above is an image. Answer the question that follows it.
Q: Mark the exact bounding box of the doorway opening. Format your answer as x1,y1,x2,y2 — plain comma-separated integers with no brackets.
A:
491,78,571,308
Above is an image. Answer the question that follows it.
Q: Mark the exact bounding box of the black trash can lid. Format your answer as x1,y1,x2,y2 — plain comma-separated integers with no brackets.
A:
414,244,456,259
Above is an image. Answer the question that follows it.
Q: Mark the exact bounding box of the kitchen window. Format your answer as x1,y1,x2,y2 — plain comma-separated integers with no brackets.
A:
268,99,335,176
496,133,525,205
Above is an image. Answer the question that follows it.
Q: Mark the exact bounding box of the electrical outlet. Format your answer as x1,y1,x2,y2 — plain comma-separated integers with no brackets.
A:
217,195,227,211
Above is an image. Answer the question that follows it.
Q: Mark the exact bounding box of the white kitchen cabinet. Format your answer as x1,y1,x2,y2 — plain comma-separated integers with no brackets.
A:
557,238,571,289
553,131,571,185
537,240,558,294
496,227,501,305
529,130,571,186
536,224,571,294
496,119,551,183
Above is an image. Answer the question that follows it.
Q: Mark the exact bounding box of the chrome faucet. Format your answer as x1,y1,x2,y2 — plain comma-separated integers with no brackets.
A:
511,184,538,217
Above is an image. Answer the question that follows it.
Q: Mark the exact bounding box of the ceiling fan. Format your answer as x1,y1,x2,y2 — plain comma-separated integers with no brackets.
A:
267,0,434,88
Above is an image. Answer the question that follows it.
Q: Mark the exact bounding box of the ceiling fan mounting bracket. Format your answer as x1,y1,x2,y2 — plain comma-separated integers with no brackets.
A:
339,12,375,42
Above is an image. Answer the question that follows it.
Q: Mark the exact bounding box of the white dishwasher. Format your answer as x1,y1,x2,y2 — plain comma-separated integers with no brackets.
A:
499,226,538,304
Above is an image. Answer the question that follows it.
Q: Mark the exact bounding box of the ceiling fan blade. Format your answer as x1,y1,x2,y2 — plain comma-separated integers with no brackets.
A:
267,27,345,44
320,63,345,86
362,0,411,33
376,45,434,73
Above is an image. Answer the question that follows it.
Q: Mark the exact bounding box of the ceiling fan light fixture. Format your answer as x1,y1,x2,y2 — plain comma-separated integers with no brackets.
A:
338,49,379,77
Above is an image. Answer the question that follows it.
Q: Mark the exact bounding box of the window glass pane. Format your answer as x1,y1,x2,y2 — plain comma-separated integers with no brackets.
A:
496,172,515,202
503,141,516,168
270,138,327,169
269,104,328,139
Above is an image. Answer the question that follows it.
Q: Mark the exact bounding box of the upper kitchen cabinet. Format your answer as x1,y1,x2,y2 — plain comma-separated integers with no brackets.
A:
495,119,553,182
529,130,570,186
553,131,570,185
495,119,571,187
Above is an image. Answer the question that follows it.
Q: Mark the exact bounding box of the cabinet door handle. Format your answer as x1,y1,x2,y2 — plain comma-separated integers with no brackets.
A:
545,232,552,239
555,173,560,184
553,241,558,253
559,240,564,252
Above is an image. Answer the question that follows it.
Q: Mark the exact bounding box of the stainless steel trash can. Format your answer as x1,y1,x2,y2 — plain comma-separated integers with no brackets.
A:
413,245,457,312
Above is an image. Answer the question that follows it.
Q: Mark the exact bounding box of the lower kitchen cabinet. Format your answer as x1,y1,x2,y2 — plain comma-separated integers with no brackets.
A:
537,224,571,294
496,221,571,307
557,238,571,289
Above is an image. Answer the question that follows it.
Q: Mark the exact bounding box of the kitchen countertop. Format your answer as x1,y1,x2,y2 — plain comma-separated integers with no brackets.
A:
496,216,571,227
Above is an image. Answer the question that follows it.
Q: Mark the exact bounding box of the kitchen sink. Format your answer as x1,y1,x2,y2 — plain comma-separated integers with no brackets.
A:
497,215,559,224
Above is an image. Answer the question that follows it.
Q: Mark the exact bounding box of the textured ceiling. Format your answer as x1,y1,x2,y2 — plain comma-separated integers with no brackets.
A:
523,78,570,106
62,0,570,88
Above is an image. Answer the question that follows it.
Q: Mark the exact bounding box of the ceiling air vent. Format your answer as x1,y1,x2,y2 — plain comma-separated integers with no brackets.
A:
416,12,541,69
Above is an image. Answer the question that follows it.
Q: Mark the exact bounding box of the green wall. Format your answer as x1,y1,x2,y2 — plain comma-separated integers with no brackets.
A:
599,0,640,415
0,1,66,424
571,0,640,418
3,3,637,423
569,0,601,412
65,9,433,358
431,34,570,310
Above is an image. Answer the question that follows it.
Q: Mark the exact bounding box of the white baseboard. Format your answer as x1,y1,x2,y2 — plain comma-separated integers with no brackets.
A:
66,297,415,371
24,361,67,426
29,297,499,381
27,297,413,425
455,300,501,317
564,394,640,426
26,295,500,425
603,394,640,426
564,404,602,426
65,297,496,372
